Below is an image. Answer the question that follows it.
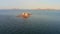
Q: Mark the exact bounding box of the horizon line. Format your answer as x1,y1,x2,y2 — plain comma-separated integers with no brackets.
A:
0,8,60,10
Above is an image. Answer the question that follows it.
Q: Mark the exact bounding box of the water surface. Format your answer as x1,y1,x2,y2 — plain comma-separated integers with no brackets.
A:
0,10,60,34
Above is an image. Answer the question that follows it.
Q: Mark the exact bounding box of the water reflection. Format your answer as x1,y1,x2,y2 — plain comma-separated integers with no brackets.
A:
16,17,33,34
23,19,32,28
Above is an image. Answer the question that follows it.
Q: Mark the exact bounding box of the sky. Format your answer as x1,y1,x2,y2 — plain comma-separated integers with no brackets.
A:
0,0,60,9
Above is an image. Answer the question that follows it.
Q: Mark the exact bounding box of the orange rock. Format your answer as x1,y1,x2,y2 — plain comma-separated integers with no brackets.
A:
17,12,32,19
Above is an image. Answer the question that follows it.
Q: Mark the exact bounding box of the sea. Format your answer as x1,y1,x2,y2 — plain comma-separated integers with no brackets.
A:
0,9,60,34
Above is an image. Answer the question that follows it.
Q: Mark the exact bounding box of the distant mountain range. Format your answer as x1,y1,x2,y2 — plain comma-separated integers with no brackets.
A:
0,8,60,10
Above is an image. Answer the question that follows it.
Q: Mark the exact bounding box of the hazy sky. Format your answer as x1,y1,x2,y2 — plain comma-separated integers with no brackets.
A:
0,0,60,9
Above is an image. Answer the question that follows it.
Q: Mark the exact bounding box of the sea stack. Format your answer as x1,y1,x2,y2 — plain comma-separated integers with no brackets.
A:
17,12,32,19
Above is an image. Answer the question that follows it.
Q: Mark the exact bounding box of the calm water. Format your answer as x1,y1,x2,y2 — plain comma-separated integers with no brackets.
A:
0,10,60,34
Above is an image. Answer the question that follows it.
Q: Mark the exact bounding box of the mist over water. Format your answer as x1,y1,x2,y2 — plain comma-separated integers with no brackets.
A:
0,10,60,34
